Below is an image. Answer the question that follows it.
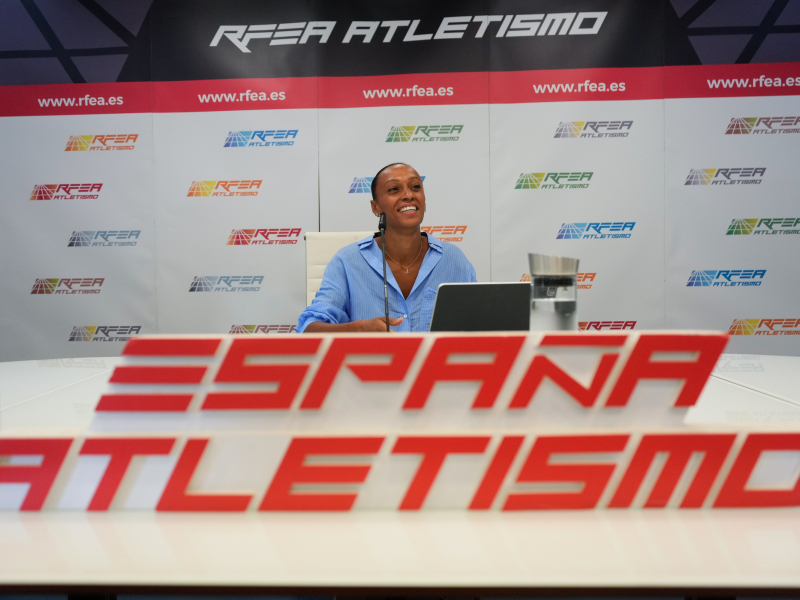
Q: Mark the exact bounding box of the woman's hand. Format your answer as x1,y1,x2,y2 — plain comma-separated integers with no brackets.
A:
352,316,404,332
303,316,404,333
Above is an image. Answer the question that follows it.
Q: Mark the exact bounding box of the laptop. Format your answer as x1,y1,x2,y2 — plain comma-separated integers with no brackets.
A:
429,282,530,332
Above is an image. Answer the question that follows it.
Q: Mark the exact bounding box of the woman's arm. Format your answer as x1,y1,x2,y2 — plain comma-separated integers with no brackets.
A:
303,316,403,333
297,251,404,333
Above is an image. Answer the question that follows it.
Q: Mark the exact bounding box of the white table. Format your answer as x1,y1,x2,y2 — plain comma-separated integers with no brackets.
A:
1,353,799,593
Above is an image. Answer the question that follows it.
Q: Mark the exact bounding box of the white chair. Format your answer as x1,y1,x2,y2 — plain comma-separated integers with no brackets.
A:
304,231,375,305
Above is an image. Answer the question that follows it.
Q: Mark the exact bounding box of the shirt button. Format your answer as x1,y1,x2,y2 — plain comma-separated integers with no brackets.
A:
404,314,408,318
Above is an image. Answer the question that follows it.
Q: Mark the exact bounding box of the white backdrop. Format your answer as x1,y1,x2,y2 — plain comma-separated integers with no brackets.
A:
0,113,157,360
490,99,666,330
153,107,319,336
1,72,799,360
665,94,800,355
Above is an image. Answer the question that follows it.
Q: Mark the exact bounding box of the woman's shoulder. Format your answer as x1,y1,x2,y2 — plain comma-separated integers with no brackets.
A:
328,235,375,264
430,236,469,262
427,235,475,281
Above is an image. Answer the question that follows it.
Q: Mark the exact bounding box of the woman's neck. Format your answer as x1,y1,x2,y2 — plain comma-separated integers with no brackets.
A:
380,227,423,263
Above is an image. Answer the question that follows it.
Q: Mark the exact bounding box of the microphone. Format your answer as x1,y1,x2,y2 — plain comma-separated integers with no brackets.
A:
378,213,389,332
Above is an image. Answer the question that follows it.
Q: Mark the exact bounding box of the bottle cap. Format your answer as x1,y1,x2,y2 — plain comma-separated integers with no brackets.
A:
528,253,579,276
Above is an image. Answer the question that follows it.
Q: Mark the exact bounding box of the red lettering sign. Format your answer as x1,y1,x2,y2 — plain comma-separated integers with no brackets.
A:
81,438,176,510
505,435,629,510
469,436,524,510
203,338,321,409
606,333,727,407
404,336,525,409
609,434,735,508
715,434,800,508
260,437,384,511
301,337,422,409
392,436,490,510
157,439,252,511
0,439,72,510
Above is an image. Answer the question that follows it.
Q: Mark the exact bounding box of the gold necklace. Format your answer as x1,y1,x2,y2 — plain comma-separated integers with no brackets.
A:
385,240,424,274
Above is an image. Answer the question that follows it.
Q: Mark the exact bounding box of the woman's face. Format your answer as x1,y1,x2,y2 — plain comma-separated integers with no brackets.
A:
370,164,426,231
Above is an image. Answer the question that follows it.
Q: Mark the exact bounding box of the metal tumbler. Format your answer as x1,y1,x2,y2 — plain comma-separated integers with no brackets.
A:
528,253,579,331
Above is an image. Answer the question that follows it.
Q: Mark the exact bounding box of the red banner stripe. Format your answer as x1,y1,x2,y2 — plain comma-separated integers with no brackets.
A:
319,71,488,108
122,338,221,356
95,394,193,412
3,62,799,118
490,67,663,104
109,366,207,384
666,62,800,99
4,62,797,118
541,334,627,347
154,77,318,112
0,81,152,117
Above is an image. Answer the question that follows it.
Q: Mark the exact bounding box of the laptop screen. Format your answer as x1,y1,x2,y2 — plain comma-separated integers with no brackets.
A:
429,282,530,332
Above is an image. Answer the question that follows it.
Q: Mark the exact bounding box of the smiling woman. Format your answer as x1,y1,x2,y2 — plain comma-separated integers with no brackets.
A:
297,163,477,333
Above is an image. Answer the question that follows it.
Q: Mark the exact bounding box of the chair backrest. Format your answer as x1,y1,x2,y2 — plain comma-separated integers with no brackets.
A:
305,231,375,305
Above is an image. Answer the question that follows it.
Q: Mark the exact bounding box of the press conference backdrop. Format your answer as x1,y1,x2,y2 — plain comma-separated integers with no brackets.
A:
0,0,798,361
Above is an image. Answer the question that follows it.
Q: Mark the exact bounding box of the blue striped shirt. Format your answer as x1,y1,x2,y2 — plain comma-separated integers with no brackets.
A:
297,233,477,333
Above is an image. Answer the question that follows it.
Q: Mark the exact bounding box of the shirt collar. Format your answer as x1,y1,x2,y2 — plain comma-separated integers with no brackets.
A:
357,232,443,299
357,234,378,249
357,232,442,252
423,232,443,253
